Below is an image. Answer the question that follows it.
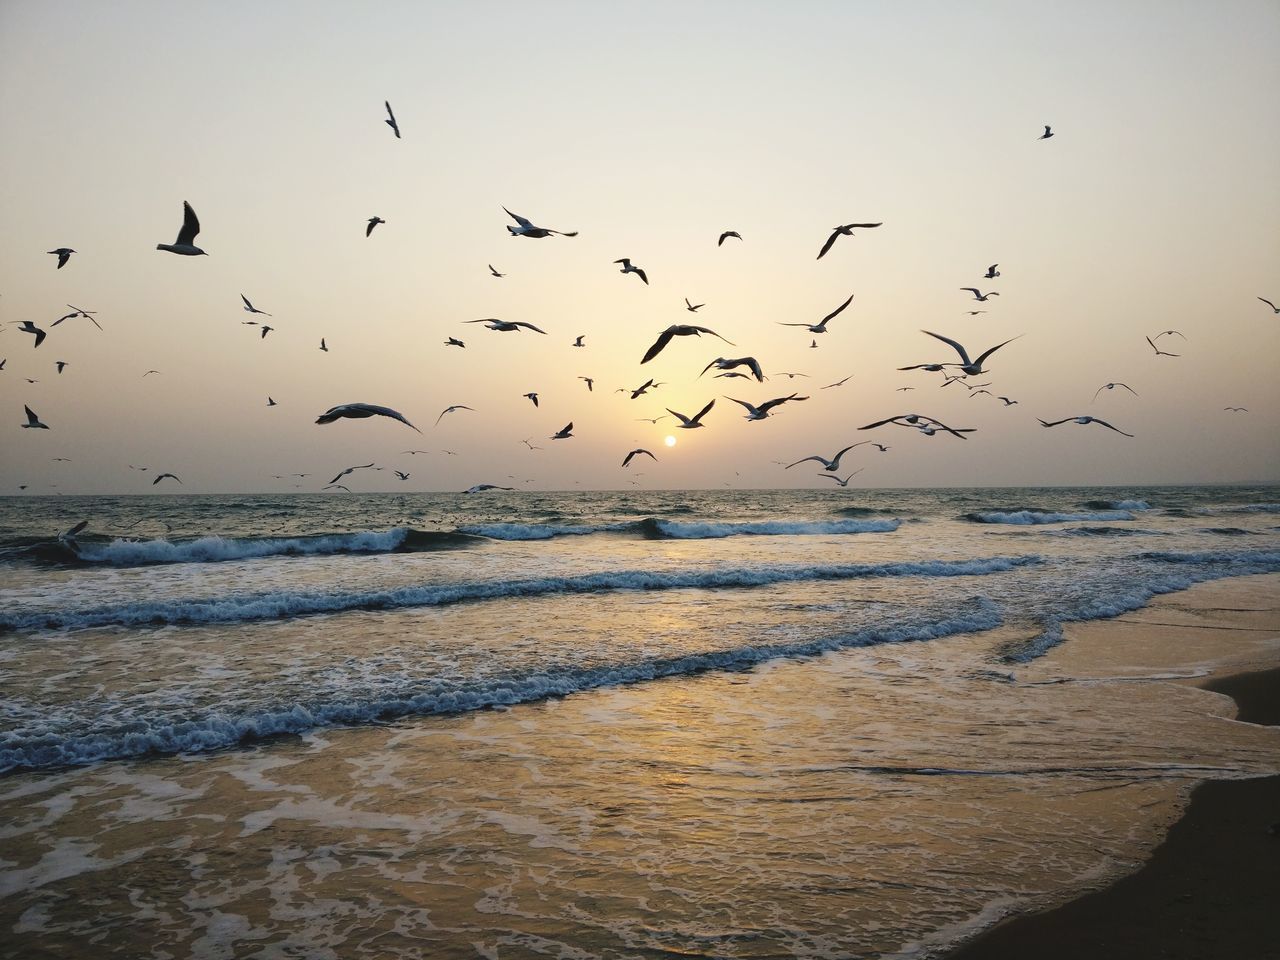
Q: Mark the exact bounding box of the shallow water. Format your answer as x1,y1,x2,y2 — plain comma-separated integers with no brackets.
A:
1,486,1278,957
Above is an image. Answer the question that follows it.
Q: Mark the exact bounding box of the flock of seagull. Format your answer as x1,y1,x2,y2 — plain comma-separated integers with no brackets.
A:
7,111,1273,494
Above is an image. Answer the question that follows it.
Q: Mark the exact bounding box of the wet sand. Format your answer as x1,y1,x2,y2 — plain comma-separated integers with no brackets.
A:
946,582,1280,960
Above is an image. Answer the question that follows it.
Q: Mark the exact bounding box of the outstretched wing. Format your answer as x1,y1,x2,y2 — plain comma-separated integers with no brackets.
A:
176,201,200,246
513,322,548,334
973,336,1020,367
1091,418,1133,437
821,293,855,325
920,330,972,366
503,207,532,228
815,228,840,261
694,325,735,345
641,329,676,364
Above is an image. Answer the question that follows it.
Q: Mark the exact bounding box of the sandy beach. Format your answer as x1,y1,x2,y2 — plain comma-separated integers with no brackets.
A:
946,575,1280,959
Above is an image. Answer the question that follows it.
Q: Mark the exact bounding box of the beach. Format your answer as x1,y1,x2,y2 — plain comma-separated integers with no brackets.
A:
1,489,1278,958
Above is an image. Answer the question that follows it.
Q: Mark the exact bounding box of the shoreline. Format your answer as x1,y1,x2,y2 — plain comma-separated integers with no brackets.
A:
944,663,1280,959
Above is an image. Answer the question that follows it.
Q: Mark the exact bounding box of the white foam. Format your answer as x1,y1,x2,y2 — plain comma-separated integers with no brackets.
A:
652,518,900,538
969,510,1136,525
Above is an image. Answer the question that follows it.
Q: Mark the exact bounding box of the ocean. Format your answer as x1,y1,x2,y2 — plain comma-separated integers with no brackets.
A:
2,485,1279,958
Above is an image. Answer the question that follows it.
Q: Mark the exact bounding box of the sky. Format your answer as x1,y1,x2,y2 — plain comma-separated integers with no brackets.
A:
2,0,1278,494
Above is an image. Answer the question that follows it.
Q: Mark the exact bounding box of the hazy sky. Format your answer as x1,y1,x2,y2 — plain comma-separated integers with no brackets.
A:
2,1,1278,494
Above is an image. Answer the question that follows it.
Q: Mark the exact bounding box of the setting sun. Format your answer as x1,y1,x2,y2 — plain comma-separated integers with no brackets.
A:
664,435,677,447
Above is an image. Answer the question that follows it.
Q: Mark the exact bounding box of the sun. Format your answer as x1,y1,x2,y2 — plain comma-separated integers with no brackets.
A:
664,435,677,447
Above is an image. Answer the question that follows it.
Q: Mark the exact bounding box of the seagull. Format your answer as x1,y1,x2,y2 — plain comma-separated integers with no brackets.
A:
21,405,49,429
267,397,277,406
1038,416,1133,437
319,338,328,352
641,324,734,364
488,264,505,278
822,376,852,389
18,321,47,348
997,397,1019,406
316,403,421,432
384,100,400,138
859,415,974,438
614,258,649,284
810,339,818,349
965,310,988,316
465,319,547,334
984,264,1000,279
818,470,864,487
53,305,102,329
1258,298,1279,314
1224,407,1249,412
466,483,514,493
629,379,656,399
366,217,385,236
504,207,578,238
156,201,206,256
24,378,38,384
573,335,586,347
520,438,543,450
523,392,539,407
918,330,1020,376
1153,330,1187,341
778,293,854,334
1146,336,1180,358
685,298,705,313
329,463,375,484
715,371,754,380
259,325,274,339
436,404,475,425
401,451,429,457
48,248,75,269
1039,125,1054,140
1093,382,1139,401
152,473,182,485
395,471,410,480
816,223,882,260
959,288,998,301
776,372,809,379
622,448,657,467
142,369,161,377
444,337,465,348
551,422,574,439
58,520,88,545
785,444,860,471
241,294,271,316
668,400,716,429
718,231,742,246
579,377,594,391
635,415,669,424
701,357,765,382
727,394,807,421
325,484,351,493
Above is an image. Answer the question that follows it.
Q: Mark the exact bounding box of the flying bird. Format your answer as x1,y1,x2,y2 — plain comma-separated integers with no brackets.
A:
579,377,594,391
984,264,1000,279
629,379,655,399
267,397,277,407
504,207,578,238
573,335,586,347
1039,125,1054,140
523,392,539,407
366,217,385,236
1038,416,1133,437
465,319,547,334
777,293,854,334
859,414,974,438
918,330,1020,376
319,338,328,352
259,325,274,339
488,264,505,278
48,248,75,269
685,298,704,313
622,448,657,468
822,376,852,389
328,463,375,484
142,370,161,377
667,400,716,429
551,422,574,439
635,415,669,424
444,337,465,348
701,357,765,382
52,305,102,329
384,101,400,138
1258,297,1279,314
152,473,182,485
21,405,49,430
325,484,351,493
785,444,861,471
241,294,271,316
1224,407,1248,413
816,222,882,260
1146,336,1180,358
156,201,206,256
395,471,410,480
465,484,514,493
640,325,734,364
818,470,864,487
520,438,543,450
1093,382,1139,401
614,258,649,285
996,397,1018,406
18,321,47,348
1152,330,1187,341
315,403,421,432
727,394,807,421
959,288,998,301
435,404,475,425
718,231,742,246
